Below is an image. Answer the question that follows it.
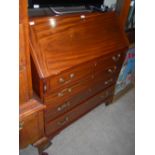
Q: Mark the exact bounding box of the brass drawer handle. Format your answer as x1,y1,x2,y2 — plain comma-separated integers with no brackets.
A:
19,121,24,130
57,117,69,126
58,88,72,97
112,54,121,62
59,73,75,84
68,88,72,93
59,77,65,83
70,73,75,78
104,79,113,85
57,102,70,112
58,92,64,97
107,66,117,74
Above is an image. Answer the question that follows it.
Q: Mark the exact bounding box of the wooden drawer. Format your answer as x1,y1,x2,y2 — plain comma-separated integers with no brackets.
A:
45,77,116,122
48,61,94,93
19,100,45,149
94,51,126,75
45,85,115,136
44,51,125,94
44,70,116,105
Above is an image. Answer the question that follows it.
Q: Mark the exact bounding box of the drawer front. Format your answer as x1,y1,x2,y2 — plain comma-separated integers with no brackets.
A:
19,111,44,148
44,70,116,105
94,51,125,75
45,85,115,136
48,61,94,93
45,76,116,122
44,51,125,94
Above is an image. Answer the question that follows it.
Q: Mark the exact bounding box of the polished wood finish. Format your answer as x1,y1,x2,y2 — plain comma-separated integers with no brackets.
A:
19,0,130,152
45,77,116,122
19,100,45,148
30,11,128,97
19,0,33,104
45,86,115,136
19,0,48,153
30,11,128,139
29,12,128,78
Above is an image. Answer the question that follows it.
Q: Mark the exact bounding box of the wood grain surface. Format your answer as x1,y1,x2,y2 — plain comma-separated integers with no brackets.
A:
29,11,128,78
19,0,33,104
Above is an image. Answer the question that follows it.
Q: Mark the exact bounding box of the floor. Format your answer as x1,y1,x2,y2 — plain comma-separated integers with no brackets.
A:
20,88,135,155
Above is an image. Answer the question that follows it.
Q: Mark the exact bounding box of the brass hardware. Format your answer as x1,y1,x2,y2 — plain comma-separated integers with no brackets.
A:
57,102,70,112
104,79,113,85
112,56,118,61
43,82,47,93
19,121,24,130
59,77,65,83
68,88,72,93
57,116,69,126
104,81,108,85
107,66,117,74
70,73,75,78
108,69,113,73
58,92,64,97
112,54,121,62
58,88,72,97
117,54,121,58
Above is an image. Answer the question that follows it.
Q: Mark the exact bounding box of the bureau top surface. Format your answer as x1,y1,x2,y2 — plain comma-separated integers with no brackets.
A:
29,11,128,78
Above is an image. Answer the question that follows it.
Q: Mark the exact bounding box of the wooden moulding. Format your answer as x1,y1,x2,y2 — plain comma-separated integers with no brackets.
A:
19,0,33,105
19,98,46,120
19,98,47,149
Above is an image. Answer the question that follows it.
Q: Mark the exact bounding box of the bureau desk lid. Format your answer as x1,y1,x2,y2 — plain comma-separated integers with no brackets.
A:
29,11,129,78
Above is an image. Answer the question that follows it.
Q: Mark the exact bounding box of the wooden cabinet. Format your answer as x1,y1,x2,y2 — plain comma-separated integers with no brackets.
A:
19,100,45,148
19,0,130,153
29,11,129,138
19,0,47,152
45,86,115,136
19,0,32,104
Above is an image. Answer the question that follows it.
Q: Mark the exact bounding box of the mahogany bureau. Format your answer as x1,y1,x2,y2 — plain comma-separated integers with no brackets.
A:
29,11,129,139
